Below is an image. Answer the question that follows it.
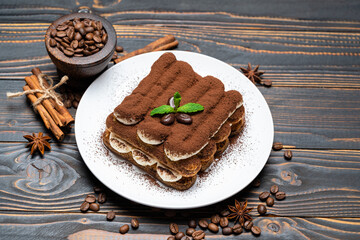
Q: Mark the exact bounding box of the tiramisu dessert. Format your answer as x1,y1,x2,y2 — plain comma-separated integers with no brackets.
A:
103,52,245,190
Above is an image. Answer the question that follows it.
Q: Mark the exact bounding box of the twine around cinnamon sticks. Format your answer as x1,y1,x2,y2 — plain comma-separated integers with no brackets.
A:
7,68,74,141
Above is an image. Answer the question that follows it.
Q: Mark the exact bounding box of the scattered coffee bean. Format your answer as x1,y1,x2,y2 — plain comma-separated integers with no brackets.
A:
116,46,124,52
270,185,279,195
85,194,96,203
211,214,220,224
175,232,184,240
180,236,190,240
106,210,115,221
257,204,267,215
72,100,79,109
98,192,106,203
284,150,293,160
186,228,195,236
119,224,129,234
220,209,230,217
89,202,100,211
208,223,219,233
167,236,175,240
252,178,261,187
272,142,283,151
251,226,261,235
275,191,286,200
188,219,197,228
266,196,275,207
222,227,232,235
169,223,179,234
176,113,192,124
244,220,253,231
263,79,272,87
131,218,139,229
259,191,270,201
219,217,229,228
198,219,208,229
161,113,175,125
233,224,243,234
80,201,89,212
111,51,118,60
192,230,205,240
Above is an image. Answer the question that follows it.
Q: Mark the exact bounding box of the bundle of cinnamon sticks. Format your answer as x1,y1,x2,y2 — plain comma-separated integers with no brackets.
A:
23,68,74,141
114,35,178,64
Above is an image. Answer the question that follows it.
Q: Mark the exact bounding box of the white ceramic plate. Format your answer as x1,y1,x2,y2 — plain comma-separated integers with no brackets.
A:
75,51,273,209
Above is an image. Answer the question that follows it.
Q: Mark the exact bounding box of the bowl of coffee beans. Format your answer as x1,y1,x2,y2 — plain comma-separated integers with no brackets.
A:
45,13,116,88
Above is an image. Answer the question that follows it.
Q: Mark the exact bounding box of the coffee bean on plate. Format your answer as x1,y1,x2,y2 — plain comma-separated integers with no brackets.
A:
80,201,89,212
176,113,192,124
251,226,261,235
272,142,283,151
266,197,275,207
161,113,175,125
275,191,286,200
257,204,267,215
169,223,179,234
119,224,129,234
222,227,232,235
270,185,279,195
284,150,293,160
198,219,208,229
192,230,205,240
233,224,243,234
219,217,229,228
259,191,270,201
244,220,253,231
106,210,115,221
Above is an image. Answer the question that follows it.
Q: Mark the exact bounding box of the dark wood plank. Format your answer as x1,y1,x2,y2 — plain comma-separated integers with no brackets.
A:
0,211,359,240
2,80,360,149
1,21,360,88
0,142,359,217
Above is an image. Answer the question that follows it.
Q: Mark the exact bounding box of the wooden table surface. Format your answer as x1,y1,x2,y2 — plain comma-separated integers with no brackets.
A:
1,1,360,239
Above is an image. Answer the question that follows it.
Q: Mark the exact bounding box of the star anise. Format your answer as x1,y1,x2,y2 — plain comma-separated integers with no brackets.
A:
240,63,264,84
23,132,51,155
227,199,253,226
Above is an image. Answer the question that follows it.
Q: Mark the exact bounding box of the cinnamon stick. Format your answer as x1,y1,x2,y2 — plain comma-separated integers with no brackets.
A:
31,68,74,125
23,85,64,141
114,35,178,64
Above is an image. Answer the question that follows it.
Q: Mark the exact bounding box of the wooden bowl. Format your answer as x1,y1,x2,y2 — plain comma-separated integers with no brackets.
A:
45,13,116,89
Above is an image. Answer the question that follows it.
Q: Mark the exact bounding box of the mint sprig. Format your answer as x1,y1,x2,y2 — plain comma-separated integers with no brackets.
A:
150,92,204,116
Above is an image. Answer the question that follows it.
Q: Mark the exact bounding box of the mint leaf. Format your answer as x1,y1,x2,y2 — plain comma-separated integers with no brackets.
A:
177,103,204,113
150,105,175,116
173,92,181,109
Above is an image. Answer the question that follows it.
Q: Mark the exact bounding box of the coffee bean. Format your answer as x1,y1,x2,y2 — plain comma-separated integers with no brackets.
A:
270,185,279,195
89,202,100,211
79,27,86,36
167,237,175,240
180,237,189,240
252,178,261,187
91,48,100,54
111,52,118,60
71,40,78,49
188,219,197,228
186,228,195,236
85,32,94,40
96,43,104,48
74,32,82,41
93,34,102,43
63,49,74,57
49,38,57,47
80,201,89,212
74,22,84,30
74,53,83,57
198,219,208,229
67,28,74,40
64,99,72,108
275,191,286,200
85,194,96,203
244,220,253,231
266,196,275,207
96,21,103,31
98,192,106,203
57,24,68,31
219,217,229,228
251,226,261,235
220,209,230,217
50,29,57,38
85,40,95,45
208,223,219,233
211,214,220,224
72,100,79,109
257,204,267,215
78,39,85,48
222,227,232,235
56,31,66,38
106,210,115,221
61,41,70,48
192,230,205,240
54,37,62,43
130,218,139,229
85,26,95,33
273,142,283,151
284,150,293,160
83,49,92,56
102,33,108,43
91,20,97,29
233,224,243,234
116,46,124,52
176,113,192,124
63,37,70,44
175,232,184,240
263,80,272,87
259,191,270,201
119,224,129,234
169,223,179,234
161,113,175,125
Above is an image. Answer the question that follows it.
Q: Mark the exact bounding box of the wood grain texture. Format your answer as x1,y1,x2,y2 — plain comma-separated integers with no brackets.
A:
0,212,359,240
0,142,359,217
2,80,360,149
